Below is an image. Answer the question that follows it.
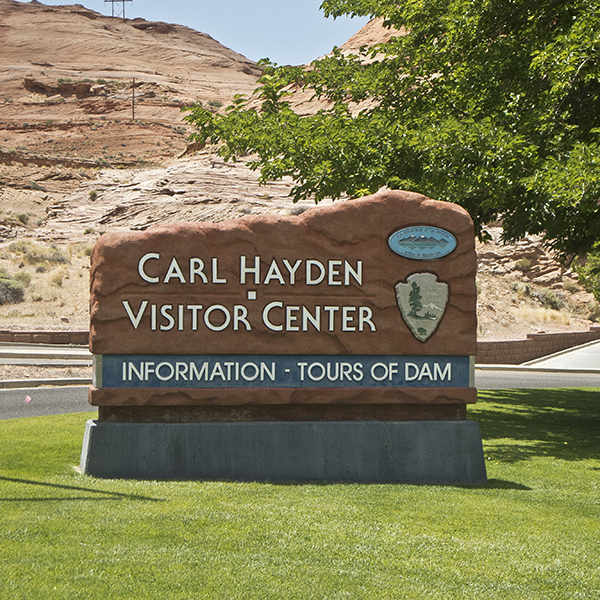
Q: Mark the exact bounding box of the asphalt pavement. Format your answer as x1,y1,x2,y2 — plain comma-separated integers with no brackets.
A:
1,340,599,420
0,385,92,420
523,339,600,369
2,367,600,420
474,367,600,389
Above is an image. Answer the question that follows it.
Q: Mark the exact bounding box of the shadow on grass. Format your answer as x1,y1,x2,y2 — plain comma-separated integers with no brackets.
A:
462,479,532,490
0,476,163,502
473,388,600,463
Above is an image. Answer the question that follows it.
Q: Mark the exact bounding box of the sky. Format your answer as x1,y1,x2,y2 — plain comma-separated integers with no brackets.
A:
22,0,370,65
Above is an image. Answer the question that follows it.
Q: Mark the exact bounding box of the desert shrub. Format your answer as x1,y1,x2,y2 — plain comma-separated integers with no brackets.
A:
13,271,31,287
537,288,562,310
0,272,24,304
89,190,98,201
50,270,65,287
588,301,600,322
14,212,32,224
563,279,580,294
8,240,29,254
514,258,532,272
512,282,531,298
7,241,69,266
71,242,94,257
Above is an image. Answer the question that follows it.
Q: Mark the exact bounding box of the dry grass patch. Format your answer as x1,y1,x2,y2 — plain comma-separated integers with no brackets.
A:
0,240,92,329
5,240,69,269
509,306,571,326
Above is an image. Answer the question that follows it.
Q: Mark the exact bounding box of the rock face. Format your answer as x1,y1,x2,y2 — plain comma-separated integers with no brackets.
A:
0,0,260,100
89,190,477,420
0,0,261,182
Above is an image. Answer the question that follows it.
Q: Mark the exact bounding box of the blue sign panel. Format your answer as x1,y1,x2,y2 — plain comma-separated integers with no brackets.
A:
97,354,471,389
388,226,457,260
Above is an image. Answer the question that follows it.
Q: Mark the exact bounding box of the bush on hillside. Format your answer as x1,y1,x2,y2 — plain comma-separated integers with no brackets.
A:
0,270,25,304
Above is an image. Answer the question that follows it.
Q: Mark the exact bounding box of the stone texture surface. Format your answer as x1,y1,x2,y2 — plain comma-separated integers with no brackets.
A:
97,404,468,423
90,190,477,356
80,419,487,484
90,386,477,407
89,190,477,415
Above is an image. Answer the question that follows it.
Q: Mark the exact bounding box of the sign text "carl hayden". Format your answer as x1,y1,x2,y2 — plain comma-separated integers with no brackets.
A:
121,254,377,334
137,254,363,287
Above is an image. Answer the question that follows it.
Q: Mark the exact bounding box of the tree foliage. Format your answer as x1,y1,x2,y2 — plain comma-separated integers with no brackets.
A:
184,0,600,257
577,242,600,301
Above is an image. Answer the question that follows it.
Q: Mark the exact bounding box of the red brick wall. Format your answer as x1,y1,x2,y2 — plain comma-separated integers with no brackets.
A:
0,330,89,345
476,327,600,364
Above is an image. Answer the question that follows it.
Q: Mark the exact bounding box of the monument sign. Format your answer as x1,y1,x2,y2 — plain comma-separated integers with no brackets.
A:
80,190,487,483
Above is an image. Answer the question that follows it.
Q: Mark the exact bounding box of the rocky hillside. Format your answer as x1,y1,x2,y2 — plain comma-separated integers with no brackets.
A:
0,4,596,338
0,0,260,202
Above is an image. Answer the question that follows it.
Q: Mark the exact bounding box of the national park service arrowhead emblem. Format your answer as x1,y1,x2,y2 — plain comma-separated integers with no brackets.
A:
395,273,448,342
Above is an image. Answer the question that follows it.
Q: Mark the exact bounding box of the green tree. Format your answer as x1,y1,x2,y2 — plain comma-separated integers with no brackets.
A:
577,242,600,301
408,281,423,317
184,0,600,257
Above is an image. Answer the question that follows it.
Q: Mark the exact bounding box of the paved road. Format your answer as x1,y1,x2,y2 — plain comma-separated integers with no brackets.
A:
0,386,92,420
474,368,600,390
2,370,600,420
524,339,600,369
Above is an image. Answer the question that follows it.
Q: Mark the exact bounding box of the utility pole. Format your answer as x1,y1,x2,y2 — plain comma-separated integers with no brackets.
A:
104,0,132,19
132,77,135,121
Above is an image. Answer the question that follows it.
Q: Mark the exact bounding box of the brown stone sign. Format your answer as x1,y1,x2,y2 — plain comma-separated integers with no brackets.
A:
89,190,477,422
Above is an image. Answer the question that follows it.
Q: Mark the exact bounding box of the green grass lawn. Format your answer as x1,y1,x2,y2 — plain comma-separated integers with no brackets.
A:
1,389,598,599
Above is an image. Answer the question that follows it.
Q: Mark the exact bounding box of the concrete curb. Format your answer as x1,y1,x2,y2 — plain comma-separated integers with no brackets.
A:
0,342,91,362
475,364,600,375
0,378,92,389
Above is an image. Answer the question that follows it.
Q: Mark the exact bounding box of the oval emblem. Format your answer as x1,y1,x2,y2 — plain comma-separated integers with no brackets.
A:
388,226,457,260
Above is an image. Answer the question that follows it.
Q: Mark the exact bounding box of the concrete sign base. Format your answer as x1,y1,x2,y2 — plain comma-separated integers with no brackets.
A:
80,420,487,484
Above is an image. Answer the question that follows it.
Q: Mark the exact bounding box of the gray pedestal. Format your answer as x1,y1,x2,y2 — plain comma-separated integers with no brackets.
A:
80,420,487,484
